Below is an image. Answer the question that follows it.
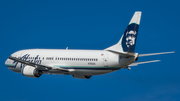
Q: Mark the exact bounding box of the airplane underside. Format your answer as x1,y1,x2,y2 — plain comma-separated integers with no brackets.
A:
48,68,119,79
48,68,119,75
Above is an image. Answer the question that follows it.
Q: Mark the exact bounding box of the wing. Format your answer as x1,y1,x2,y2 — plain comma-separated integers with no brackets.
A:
9,56,69,72
129,60,160,66
139,51,175,57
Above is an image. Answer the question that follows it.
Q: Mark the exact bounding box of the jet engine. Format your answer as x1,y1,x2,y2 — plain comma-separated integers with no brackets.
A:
72,75,92,79
21,66,42,78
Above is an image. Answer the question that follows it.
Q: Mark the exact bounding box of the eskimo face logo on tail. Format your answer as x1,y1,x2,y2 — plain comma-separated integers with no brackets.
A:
126,30,137,48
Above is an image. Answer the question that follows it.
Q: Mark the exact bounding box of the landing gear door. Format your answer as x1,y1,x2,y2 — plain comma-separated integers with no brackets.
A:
103,54,108,67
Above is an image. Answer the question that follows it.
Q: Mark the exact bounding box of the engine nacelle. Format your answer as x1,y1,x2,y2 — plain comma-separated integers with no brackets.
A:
72,75,92,79
21,66,42,78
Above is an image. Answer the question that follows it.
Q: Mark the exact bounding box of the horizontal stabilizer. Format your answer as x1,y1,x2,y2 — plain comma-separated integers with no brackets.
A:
139,51,175,57
129,60,160,66
107,50,138,57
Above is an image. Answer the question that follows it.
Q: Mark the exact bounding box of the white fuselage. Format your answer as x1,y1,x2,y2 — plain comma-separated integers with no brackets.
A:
5,49,132,76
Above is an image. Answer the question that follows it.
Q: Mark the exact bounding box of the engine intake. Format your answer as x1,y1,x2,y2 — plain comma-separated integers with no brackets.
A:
21,66,42,78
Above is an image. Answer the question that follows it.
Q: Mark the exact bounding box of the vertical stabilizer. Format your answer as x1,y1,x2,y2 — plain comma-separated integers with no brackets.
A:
105,11,141,53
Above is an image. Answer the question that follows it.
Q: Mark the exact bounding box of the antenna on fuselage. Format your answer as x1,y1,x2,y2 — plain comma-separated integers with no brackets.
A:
66,47,68,50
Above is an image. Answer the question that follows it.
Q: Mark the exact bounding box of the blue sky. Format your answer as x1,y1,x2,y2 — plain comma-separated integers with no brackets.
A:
0,0,179,101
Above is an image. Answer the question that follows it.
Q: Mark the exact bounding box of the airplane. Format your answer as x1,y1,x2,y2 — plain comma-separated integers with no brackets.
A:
5,11,174,79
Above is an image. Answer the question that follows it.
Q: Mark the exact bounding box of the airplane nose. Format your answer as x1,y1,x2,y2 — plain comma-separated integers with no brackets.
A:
5,58,19,73
5,50,23,73
5,58,15,69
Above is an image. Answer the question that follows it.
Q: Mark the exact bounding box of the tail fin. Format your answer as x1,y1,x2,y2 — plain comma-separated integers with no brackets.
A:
105,11,142,53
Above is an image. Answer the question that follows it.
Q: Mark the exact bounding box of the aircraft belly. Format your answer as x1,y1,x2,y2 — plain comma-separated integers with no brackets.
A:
48,68,118,75
71,69,114,75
